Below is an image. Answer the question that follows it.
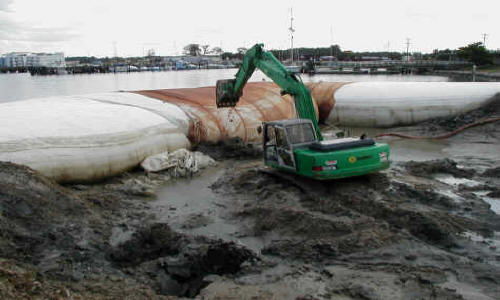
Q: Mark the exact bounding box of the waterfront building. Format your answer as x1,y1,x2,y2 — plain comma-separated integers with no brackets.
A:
2,52,29,67
1,52,66,68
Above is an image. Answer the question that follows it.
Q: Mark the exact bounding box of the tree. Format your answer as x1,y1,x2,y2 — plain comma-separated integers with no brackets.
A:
457,42,493,66
201,45,210,55
330,44,341,57
211,47,223,55
221,52,236,60
237,47,248,59
183,44,201,56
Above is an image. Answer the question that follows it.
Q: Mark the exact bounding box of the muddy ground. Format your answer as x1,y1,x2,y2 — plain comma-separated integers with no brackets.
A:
1,98,500,299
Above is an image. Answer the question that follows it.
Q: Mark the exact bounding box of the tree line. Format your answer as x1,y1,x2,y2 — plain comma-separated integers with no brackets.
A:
66,42,497,67
183,42,496,66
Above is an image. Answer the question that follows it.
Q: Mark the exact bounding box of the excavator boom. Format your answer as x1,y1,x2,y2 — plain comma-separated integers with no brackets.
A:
216,43,322,140
215,43,391,180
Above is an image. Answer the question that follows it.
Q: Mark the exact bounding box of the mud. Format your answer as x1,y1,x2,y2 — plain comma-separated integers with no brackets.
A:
194,137,263,160
109,223,256,297
1,99,500,299
0,163,256,299
1,154,500,299
206,157,500,299
427,93,500,131
403,158,476,178
484,167,500,178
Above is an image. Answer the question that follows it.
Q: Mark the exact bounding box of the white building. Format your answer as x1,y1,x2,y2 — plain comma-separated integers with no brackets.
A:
2,52,29,67
1,52,66,68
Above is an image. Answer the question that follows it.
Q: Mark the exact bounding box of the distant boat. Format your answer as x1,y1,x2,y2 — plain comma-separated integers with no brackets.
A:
56,68,68,75
285,65,301,73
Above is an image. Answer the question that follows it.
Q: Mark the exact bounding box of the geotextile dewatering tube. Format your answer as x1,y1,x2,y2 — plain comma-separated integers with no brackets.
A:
134,82,319,144
1,81,500,182
322,81,500,127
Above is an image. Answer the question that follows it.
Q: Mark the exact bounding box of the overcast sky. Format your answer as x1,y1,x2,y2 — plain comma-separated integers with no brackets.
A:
0,0,498,57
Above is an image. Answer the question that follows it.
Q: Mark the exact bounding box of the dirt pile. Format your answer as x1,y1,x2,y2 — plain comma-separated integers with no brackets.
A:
0,162,257,299
430,93,500,131
194,137,262,160
404,158,476,178
375,94,500,140
484,166,500,178
213,164,487,259
0,162,93,274
209,158,500,299
109,223,256,297
0,162,168,299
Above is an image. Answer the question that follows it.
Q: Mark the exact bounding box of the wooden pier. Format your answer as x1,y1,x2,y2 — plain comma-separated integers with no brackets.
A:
315,60,472,75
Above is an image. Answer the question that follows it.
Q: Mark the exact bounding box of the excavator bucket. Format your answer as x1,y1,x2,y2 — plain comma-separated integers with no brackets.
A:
216,79,240,108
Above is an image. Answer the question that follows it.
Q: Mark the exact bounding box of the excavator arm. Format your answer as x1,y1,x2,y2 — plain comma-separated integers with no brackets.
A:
216,43,323,140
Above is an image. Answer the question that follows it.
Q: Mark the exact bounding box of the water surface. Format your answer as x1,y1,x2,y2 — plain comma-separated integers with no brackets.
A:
0,70,448,103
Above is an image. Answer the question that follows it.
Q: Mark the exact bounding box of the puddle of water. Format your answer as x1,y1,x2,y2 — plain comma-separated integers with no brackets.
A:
323,127,449,162
473,191,500,215
446,142,500,163
434,174,481,187
462,231,500,248
152,164,268,252
431,174,481,204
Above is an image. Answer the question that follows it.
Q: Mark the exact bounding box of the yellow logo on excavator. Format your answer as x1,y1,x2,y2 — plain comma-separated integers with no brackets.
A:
348,156,357,163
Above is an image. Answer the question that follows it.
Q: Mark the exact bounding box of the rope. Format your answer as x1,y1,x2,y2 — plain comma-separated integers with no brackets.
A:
375,117,500,140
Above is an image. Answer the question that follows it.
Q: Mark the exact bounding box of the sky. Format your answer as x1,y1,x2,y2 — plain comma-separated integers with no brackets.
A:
0,0,498,57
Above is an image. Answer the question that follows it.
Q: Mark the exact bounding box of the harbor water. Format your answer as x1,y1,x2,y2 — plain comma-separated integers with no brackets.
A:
0,69,448,103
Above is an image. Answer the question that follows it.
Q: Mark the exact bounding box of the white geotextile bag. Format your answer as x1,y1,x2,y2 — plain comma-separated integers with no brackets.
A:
0,94,191,182
80,92,190,135
141,149,216,176
328,82,500,127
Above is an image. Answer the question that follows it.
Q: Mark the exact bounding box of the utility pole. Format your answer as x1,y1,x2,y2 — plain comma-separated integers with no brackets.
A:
112,41,118,72
405,38,411,61
482,33,488,48
112,41,118,58
289,7,295,63
330,25,334,57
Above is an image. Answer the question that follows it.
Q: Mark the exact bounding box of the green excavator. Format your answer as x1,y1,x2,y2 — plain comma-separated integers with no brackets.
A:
216,43,390,180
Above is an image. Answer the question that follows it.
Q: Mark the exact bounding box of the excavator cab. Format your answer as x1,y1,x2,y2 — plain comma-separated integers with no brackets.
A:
263,119,317,171
263,119,391,180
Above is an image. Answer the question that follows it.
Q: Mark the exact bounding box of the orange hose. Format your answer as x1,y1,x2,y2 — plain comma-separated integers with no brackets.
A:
375,117,500,140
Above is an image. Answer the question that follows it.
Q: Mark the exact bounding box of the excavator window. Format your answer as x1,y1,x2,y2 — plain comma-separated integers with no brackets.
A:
286,123,316,145
266,125,276,145
275,127,289,149
264,125,278,162
275,127,294,167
